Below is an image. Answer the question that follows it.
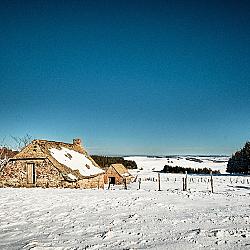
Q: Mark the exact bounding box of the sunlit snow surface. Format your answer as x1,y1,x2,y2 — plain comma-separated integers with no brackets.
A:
125,155,229,173
49,147,104,176
1,156,250,250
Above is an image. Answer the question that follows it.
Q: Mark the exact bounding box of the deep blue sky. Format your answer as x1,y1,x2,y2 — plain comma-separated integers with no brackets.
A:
1,0,250,155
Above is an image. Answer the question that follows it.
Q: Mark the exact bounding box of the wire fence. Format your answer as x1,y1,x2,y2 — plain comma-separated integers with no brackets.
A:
114,173,250,193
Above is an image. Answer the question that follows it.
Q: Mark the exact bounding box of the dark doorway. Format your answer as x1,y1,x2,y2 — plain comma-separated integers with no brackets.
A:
109,177,115,185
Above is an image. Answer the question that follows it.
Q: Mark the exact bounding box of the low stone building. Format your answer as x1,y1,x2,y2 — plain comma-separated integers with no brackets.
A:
104,163,133,185
0,139,104,189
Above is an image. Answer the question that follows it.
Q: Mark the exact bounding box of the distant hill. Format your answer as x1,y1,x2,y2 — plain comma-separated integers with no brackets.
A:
227,142,250,174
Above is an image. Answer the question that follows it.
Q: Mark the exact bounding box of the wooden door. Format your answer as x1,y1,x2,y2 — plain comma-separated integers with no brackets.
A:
27,163,35,184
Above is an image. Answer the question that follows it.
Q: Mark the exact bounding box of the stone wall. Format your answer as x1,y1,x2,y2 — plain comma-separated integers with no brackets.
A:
0,159,62,188
0,159,104,189
104,167,124,185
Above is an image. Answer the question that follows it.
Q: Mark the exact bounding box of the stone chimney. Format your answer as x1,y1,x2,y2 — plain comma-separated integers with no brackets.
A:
72,138,85,153
73,138,82,146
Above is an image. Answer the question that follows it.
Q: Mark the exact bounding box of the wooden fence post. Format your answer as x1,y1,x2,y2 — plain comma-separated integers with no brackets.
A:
158,173,161,191
182,177,185,191
124,178,127,190
210,171,214,193
185,171,188,191
108,179,111,190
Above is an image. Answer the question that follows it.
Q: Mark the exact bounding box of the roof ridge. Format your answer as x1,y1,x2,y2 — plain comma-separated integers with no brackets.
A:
33,139,74,145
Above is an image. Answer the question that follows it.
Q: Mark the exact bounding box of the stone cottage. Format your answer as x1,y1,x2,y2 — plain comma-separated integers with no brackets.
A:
0,139,104,188
104,163,133,185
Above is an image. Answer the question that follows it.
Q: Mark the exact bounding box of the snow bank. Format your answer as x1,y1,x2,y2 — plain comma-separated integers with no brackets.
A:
49,147,104,176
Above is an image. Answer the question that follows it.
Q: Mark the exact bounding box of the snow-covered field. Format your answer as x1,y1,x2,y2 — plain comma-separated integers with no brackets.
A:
1,156,250,250
125,155,229,174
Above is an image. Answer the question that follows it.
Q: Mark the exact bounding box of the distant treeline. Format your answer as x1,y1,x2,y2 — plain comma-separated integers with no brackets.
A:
161,165,220,175
91,155,137,169
227,142,250,175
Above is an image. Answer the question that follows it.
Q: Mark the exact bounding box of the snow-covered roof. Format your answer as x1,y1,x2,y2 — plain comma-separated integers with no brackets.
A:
11,139,104,178
110,164,131,177
49,147,104,177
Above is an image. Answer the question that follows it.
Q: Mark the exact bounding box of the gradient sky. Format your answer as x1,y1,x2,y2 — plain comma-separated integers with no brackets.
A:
1,0,250,155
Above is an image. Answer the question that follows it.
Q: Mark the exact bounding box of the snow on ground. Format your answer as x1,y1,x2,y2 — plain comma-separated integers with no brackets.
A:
125,155,229,174
49,147,104,177
1,156,250,250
